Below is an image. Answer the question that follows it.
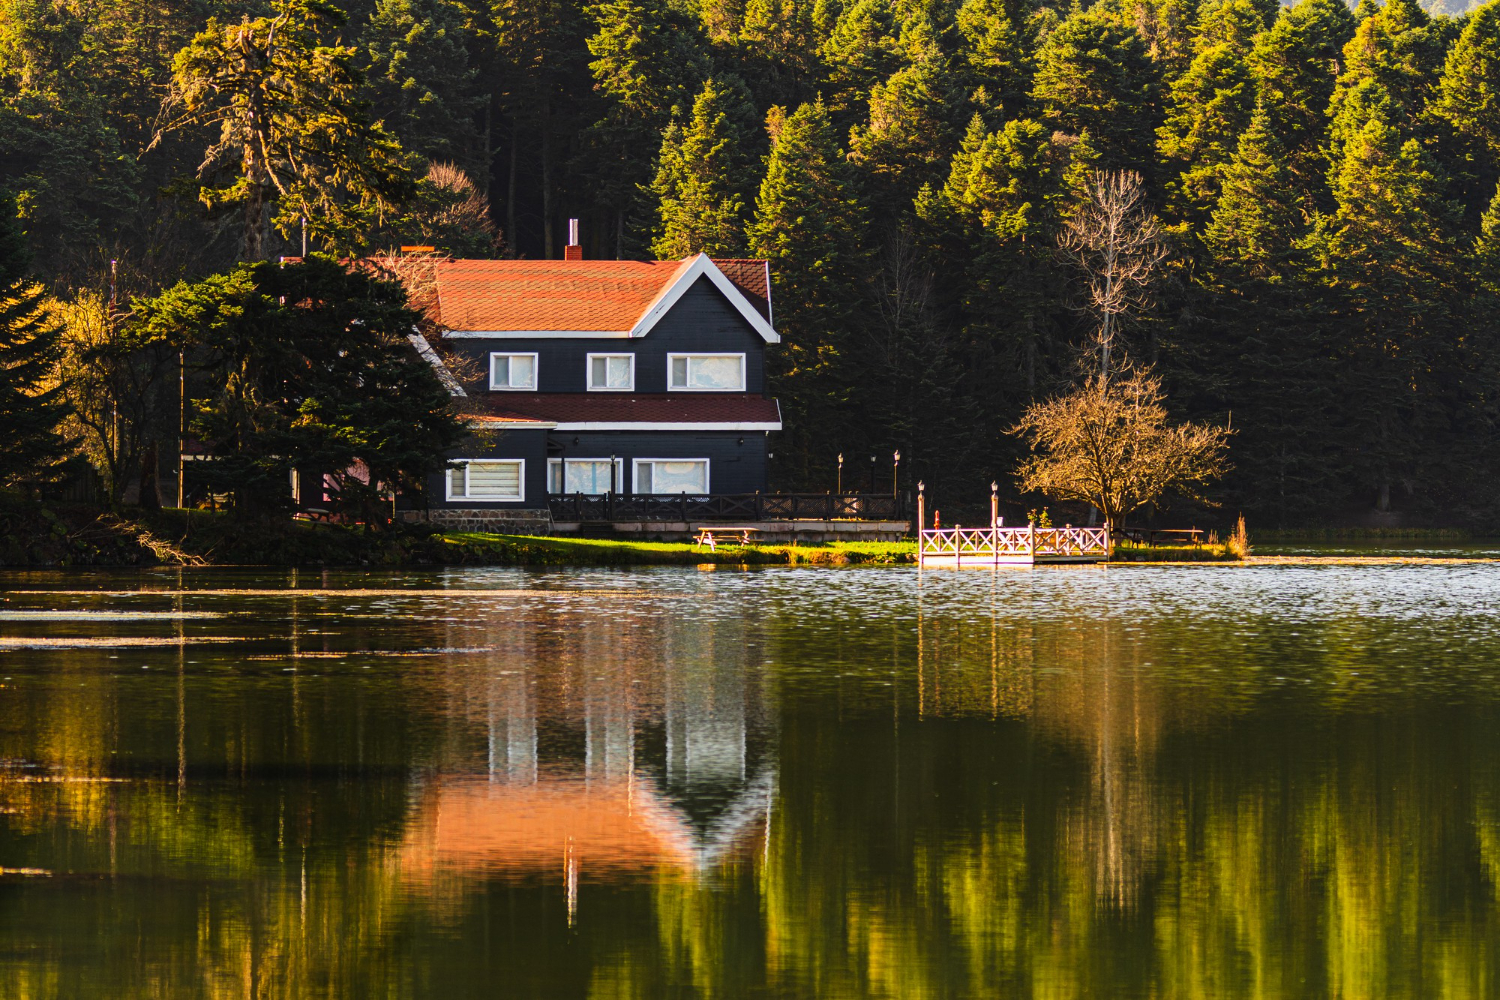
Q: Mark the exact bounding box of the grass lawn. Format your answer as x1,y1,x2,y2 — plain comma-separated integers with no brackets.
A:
436,532,917,566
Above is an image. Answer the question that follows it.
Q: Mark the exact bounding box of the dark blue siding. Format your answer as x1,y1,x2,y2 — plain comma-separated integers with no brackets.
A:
443,276,768,395
421,428,550,510
551,431,769,495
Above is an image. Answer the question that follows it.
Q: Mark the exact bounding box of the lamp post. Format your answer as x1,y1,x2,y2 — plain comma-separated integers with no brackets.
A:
837,453,843,495
869,454,876,492
991,481,999,528
892,450,900,497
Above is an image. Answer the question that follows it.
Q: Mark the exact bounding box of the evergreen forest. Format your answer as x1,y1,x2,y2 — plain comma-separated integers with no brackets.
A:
4,0,1500,525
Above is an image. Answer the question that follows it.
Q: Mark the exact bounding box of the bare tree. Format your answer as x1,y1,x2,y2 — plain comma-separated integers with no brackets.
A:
1059,171,1169,378
1011,368,1229,533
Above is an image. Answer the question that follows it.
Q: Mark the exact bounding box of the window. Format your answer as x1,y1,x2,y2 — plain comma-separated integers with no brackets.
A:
587,354,634,391
447,460,524,501
634,459,709,494
668,354,745,391
548,458,625,494
489,353,537,390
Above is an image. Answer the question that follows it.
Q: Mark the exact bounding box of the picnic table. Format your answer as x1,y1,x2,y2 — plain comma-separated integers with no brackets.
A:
694,526,760,551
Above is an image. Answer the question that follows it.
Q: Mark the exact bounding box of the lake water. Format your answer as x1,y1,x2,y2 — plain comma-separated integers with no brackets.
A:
1,563,1499,998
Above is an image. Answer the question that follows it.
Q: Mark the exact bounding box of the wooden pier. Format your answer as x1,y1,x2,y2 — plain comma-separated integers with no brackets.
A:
918,525,1111,567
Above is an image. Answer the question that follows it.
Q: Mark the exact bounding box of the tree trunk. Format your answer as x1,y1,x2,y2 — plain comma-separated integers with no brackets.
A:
541,105,554,259
139,441,162,512
506,120,518,256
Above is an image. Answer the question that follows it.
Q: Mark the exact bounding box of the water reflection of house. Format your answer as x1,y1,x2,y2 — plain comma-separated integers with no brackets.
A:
400,600,775,885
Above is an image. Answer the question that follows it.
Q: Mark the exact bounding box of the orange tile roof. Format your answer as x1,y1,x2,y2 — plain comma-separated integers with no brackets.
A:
431,257,770,333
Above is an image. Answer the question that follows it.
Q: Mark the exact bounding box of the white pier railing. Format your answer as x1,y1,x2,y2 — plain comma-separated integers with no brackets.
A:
918,524,1111,566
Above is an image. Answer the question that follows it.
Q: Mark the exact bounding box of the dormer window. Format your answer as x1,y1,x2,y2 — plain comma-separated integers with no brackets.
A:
668,353,745,391
587,353,634,391
490,353,537,391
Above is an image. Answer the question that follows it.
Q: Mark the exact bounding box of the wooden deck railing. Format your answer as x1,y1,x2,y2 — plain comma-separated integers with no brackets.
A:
548,492,909,523
918,524,1111,565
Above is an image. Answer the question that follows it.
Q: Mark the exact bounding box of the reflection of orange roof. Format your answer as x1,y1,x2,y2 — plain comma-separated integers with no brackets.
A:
400,778,697,879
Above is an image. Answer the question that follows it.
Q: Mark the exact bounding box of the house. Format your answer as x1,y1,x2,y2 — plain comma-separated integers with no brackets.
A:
403,233,781,532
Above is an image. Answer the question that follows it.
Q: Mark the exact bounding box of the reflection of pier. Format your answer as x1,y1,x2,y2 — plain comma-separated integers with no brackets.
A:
401,604,776,886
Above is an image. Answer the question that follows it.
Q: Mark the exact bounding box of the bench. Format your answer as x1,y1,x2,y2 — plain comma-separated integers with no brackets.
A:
694,527,760,551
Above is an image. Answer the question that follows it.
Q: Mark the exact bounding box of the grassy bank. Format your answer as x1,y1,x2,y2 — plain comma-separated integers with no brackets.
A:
2,498,1257,568
1109,541,1240,562
0,500,917,567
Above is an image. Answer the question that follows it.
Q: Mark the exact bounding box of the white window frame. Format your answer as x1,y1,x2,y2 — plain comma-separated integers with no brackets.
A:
585,353,636,392
548,457,626,494
446,459,526,502
632,458,711,495
488,352,538,391
666,353,746,392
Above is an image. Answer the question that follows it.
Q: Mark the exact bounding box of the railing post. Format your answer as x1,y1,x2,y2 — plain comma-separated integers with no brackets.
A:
679,493,687,523
755,490,762,522
1029,521,1036,563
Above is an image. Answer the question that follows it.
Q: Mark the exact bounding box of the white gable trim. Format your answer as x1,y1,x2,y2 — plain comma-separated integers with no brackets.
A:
627,254,780,343
408,330,466,397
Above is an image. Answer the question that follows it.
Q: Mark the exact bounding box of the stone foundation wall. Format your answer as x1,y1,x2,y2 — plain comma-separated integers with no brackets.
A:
400,508,553,535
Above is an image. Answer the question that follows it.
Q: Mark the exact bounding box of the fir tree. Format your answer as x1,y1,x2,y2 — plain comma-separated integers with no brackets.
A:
954,0,1031,119
1325,0,1446,167
363,0,483,174
818,0,903,121
748,100,868,483
1031,7,1161,173
1248,0,1356,210
583,0,710,255
1156,0,1263,225
1203,102,1302,278
1477,182,1500,289
1433,0,1500,163
650,75,759,258
0,190,70,488
1313,103,1465,513
161,0,414,261
848,32,969,214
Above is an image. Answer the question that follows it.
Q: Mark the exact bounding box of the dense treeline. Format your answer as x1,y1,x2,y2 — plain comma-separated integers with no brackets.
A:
2,0,1499,524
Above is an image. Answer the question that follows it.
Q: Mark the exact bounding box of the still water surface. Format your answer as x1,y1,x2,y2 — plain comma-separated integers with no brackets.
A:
1,563,1499,998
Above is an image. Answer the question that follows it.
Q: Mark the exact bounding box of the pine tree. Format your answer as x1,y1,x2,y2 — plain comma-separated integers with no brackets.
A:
738,0,821,106
748,100,868,483
1031,7,1161,173
650,75,759,258
1156,0,1263,226
1248,0,1355,210
1433,0,1500,164
1203,102,1302,278
954,0,1031,120
583,0,710,255
848,30,969,214
818,0,903,121
0,190,70,488
1477,182,1500,289
363,0,483,174
1325,0,1447,168
1313,103,1465,513
162,0,415,261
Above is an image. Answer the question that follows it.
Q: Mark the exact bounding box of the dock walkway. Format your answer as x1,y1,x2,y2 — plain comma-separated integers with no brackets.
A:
918,525,1110,567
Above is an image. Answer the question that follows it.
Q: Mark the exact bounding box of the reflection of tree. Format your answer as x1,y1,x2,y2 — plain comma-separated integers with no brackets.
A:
3,580,1500,997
